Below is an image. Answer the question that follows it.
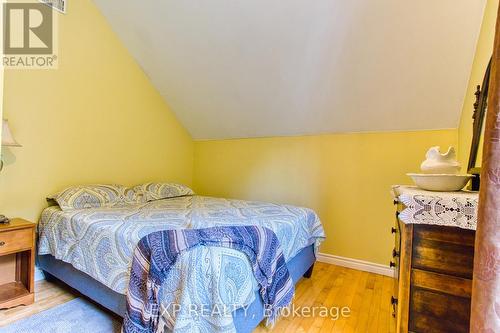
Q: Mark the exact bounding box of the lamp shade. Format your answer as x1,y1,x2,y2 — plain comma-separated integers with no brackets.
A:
2,120,21,147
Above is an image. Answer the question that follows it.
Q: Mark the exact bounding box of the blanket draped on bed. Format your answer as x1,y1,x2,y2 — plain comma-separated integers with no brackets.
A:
122,226,294,333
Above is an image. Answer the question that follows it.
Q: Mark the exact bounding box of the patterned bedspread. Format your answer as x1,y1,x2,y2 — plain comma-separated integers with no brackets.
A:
124,226,294,333
38,195,325,332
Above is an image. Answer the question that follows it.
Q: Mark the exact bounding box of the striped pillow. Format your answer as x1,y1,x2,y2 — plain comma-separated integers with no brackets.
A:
48,184,126,210
134,183,194,202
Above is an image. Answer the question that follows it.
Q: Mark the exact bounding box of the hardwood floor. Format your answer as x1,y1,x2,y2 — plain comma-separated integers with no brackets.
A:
0,262,396,332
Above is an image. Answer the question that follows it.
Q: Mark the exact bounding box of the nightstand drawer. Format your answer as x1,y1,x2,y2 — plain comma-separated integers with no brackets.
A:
0,229,33,255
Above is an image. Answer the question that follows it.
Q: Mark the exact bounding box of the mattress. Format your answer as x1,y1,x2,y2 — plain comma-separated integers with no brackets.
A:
38,195,325,332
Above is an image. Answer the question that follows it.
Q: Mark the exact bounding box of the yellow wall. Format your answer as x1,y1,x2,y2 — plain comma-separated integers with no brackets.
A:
0,0,193,221
458,0,498,167
0,69,3,155
194,130,458,265
0,3,3,155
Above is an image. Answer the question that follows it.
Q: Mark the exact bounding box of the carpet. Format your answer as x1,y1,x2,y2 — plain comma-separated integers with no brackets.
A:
0,298,121,333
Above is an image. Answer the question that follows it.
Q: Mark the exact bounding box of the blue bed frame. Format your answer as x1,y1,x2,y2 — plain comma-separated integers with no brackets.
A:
38,244,316,333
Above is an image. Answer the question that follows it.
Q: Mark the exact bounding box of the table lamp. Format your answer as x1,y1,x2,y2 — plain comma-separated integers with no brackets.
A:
0,119,21,224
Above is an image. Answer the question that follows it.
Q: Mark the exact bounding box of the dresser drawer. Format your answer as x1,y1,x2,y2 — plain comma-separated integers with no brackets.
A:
411,269,472,298
409,287,471,333
412,225,475,279
0,229,33,255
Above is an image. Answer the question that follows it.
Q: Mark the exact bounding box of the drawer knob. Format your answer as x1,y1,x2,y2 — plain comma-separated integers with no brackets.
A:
390,261,396,268
391,296,398,317
391,227,397,234
0,241,5,246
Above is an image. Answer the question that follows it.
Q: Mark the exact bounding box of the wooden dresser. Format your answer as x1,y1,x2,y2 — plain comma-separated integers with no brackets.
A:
0,219,36,309
391,186,477,333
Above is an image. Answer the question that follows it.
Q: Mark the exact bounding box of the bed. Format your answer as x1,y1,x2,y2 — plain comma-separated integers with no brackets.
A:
37,194,325,332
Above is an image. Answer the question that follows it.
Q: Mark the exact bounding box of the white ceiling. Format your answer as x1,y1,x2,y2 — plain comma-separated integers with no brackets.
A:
93,0,487,140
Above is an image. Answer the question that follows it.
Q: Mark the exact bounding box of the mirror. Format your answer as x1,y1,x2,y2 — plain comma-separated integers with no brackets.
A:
468,57,491,190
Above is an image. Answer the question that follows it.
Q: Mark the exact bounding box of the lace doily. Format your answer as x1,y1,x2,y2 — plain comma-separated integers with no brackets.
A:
392,185,479,230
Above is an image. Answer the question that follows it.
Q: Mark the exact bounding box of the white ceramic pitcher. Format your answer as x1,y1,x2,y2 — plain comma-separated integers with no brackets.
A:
420,146,461,174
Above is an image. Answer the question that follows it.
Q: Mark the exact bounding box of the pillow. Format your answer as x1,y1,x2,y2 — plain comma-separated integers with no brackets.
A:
48,184,126,210
135,182,194,202
122,187,146,205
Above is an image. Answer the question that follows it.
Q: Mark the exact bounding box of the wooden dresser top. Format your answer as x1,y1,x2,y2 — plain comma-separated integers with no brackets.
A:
0,219,35,232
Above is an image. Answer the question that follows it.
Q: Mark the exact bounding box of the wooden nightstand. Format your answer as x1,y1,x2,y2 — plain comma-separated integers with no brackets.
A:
0,219,36,309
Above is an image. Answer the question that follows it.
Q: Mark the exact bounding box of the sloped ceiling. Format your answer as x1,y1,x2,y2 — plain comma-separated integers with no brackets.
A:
93,0,487,140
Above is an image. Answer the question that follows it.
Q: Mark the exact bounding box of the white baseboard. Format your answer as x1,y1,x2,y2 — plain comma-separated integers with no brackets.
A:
34,266,45,282
316,253,394,277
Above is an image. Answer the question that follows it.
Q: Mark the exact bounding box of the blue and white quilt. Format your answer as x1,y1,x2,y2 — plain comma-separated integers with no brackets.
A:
123,226,294,333
38,195,325,332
